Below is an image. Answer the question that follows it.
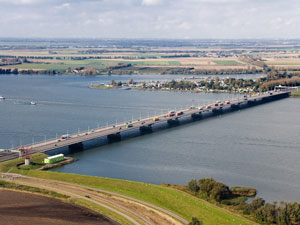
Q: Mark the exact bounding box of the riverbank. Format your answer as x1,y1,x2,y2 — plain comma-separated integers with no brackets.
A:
290,90,300,97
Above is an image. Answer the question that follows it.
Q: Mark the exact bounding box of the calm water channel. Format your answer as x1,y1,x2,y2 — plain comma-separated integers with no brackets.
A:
0,74,299,202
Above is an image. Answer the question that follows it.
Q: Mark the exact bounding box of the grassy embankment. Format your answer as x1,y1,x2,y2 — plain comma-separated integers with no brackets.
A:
0,153,256,225
290,90,300,97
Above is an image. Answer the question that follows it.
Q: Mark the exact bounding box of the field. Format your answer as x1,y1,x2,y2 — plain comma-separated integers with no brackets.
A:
0,190,114,225
0,154,256,225
213,60,243,66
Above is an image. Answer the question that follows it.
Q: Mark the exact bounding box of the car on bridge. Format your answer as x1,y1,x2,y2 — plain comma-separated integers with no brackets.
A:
60,134,71,139
153,117,159,121
126,124,133,128
176,111,183,116
168,111,175,117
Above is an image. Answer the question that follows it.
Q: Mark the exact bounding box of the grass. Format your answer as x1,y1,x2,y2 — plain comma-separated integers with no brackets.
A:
213,60,243,66
105,60,181,66
11,169,256,225
1,154,256,224
70,198,133,225
0,179,69,199
1,59,180,71
290,90,300,97
0,152,47,172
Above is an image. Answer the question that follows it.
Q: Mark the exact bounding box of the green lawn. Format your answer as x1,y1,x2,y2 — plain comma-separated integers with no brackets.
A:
291,90,300,96
13,169,255,225
213,60,243,66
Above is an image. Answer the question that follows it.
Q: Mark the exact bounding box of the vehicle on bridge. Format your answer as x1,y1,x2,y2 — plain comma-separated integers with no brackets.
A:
168,111,175,117
153,117,159,121
176,111,184,116
225,100,230,104
60,134,71,139
126,123,133,128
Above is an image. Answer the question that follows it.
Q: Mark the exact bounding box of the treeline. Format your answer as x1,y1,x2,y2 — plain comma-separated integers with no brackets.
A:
259,77,300,91
0,68,58,75
241,199,300,225
186,178,300,225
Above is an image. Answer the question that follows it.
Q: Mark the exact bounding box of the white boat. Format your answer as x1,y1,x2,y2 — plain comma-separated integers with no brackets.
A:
30,101,36,105
0,96,5,100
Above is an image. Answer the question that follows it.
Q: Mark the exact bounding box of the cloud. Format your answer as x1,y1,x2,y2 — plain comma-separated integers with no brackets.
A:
0,0,300,38
142,0,163,6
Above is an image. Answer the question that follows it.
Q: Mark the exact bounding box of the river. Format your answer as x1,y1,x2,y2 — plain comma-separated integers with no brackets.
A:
0,74,299,202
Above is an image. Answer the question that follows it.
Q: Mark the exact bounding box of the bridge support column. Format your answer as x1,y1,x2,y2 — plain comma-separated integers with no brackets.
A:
107,133,121,143
212,108,223,115
231,104,240,110
247,100,258,106
191,112,202,120
167,118,179,126
69,142,83,152
140,125,152,134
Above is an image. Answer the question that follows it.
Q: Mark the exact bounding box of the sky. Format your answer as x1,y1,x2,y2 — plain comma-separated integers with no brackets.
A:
0,0,299,39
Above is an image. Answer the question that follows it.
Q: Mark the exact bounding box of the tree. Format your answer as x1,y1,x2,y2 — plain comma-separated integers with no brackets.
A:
111,80,116,86
128,78,134,84
188,179,199,193
188,217,202,225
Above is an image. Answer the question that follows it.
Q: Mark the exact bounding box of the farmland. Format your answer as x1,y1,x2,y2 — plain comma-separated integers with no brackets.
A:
0,38,300,75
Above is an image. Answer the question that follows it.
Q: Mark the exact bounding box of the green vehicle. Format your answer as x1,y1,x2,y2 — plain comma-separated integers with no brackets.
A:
126,123,133,128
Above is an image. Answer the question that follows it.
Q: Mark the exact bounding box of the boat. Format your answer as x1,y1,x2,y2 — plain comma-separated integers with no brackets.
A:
16,101,37,105
0,96,5,100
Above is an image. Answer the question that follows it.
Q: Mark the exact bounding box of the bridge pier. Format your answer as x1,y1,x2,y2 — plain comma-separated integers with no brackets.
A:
107,133,121,143
140,125,153,134
191,112,203,120
231,104,240,110
167,118,179,126
212,107,223,115
69,142,83,152
248,99,258,106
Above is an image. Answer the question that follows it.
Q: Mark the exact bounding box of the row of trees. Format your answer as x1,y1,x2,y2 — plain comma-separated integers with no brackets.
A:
259,77,300,91
187,178,300,224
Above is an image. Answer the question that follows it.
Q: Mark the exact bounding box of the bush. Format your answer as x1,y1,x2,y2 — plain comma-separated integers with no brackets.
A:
188,217,203,225
188,179,199,193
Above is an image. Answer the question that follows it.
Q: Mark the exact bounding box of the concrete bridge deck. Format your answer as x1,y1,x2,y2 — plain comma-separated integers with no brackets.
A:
0,90,291,162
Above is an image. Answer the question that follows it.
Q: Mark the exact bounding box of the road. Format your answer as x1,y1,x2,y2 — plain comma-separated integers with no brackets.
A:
1,173,188,225
0,90,289,163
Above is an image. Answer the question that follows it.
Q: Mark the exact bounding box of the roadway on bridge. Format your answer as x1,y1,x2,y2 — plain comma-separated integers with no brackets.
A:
0,90,288,162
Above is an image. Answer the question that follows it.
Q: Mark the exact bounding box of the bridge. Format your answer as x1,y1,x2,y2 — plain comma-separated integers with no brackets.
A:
0,89,292,163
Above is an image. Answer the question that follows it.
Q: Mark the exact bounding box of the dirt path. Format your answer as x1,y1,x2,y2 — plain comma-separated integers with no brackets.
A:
1,173,187,225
